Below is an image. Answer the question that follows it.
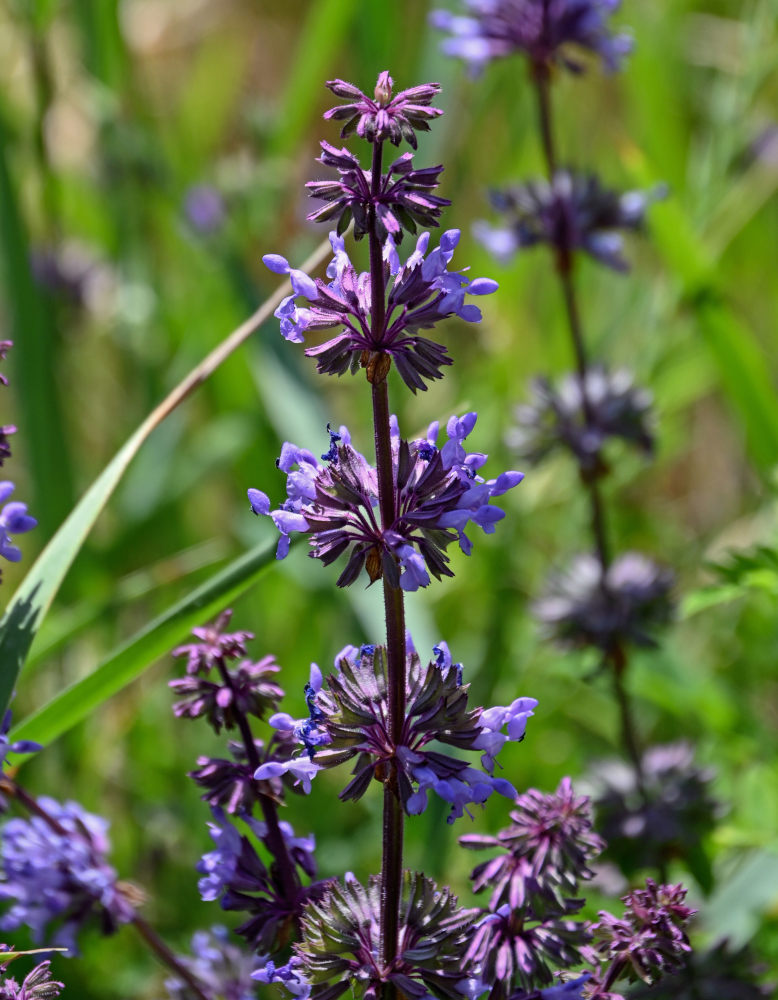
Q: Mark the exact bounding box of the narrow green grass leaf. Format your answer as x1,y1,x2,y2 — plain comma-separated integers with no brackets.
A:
26,539,227,673
0,238,334,717
627,150,778,476
10,540,276,748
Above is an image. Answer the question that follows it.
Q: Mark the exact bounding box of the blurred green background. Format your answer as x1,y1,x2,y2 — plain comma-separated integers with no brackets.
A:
1,0,777,996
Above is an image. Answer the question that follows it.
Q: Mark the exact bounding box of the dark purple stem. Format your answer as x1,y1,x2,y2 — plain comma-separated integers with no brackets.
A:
213,656,301,906
0,778,212,1000
531,65,647,793
368,138,405,999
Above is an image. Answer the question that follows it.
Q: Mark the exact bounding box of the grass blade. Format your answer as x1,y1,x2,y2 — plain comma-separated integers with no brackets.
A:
10,540,276,748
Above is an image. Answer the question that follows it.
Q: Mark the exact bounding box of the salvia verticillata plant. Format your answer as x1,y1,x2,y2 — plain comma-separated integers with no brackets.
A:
430,0,720,896
0,57,701,1000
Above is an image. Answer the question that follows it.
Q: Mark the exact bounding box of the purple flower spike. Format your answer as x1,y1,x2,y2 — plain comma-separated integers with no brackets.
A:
324,73,443,149
509,368,654,476
534,552,675,653
460,778,605,911
431,1,632,75
475,172,664,272
264,229,498,392
0,484,36,569
285,643,535,823
584,879,696,991
306,142,451,243
172,610,254,675
0,797,134,953
197,810,324,954
247,416,523,590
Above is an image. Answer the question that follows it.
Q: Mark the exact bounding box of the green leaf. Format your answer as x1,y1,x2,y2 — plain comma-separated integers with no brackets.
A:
10,540,276,749
625,155,778,477
0,237,334,718
700,849,778,946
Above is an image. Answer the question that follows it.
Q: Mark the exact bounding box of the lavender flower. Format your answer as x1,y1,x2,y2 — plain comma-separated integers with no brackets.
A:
509,370,654,475
590,744,719,878
0,954,64,1000
184,186,226,235
190,741,265,816
431,1,632,75
306,142,450,242
197,809,320,953
162,926,259,1000
264,229,498,391
247,415,522,590
460,778,604,910
170,655,283,732
475,173,661,272
533,553,675,653
260,645,535,823
172,610,253,675
0,798,134,953
252,958,310,999
323,72,443,148
583,880,695,991
289,872,478,1000
466,901,589,997
0,484,37,571
0,712,41,772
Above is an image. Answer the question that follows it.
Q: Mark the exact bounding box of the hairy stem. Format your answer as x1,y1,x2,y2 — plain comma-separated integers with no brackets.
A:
368,139,406,998
531,68,647,792
213,657,300,905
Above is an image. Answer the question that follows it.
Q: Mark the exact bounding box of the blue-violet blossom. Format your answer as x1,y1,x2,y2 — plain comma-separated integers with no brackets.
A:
247,414,523,590
0,798,134,953
263,230,498,392
431,1,632,75
256,644,537,824
474,172,662,273
0,484,36,571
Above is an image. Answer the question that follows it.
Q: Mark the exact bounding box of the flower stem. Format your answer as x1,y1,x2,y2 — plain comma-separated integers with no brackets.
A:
368,138,406,999
531,66,647,793
213,657,301,906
